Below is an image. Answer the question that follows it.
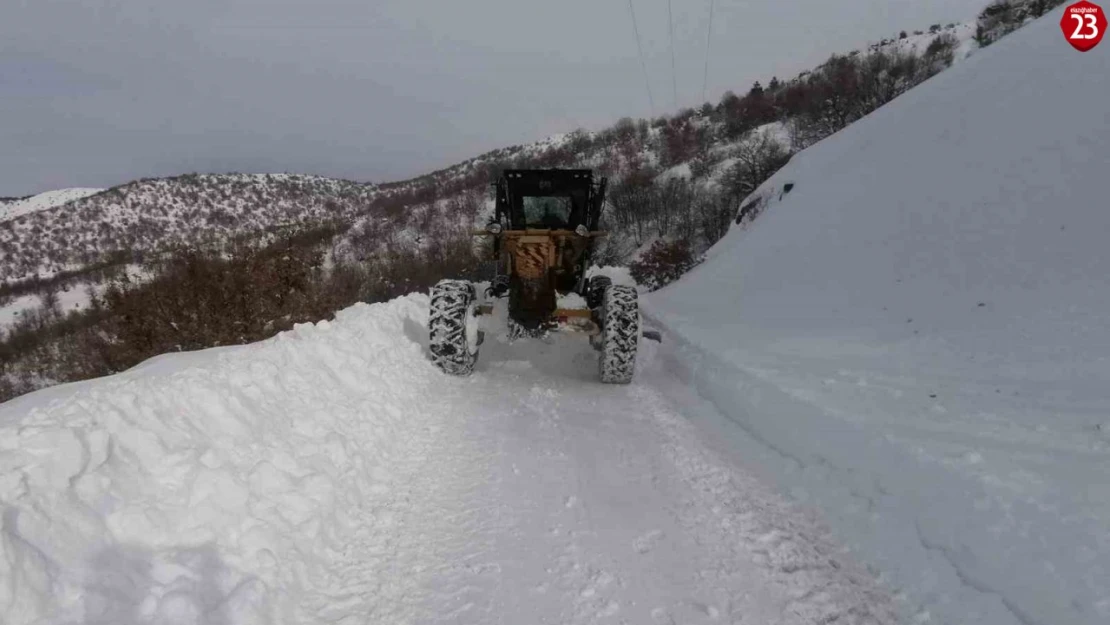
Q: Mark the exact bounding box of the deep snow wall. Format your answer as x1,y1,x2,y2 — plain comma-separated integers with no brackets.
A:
0,297,439,624
647,9,1110,625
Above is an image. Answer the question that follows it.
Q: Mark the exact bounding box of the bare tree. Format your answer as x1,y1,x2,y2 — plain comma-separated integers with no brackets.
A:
697,191,736,246
725,128,793,202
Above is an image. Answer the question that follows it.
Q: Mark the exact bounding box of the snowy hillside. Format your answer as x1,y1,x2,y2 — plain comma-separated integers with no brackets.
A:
647,9,1110,625
0,174,377,283
0,188,103,222
869,22,979,66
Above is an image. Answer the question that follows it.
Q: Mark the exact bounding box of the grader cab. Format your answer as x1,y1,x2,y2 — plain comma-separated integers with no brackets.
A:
487,169,606,329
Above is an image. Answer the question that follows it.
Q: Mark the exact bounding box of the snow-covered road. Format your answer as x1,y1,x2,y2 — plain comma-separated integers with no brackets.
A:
358,322,894,624
0,296,892,624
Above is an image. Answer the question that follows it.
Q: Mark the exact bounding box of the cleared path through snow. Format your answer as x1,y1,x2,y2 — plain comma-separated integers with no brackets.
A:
0,296,892,624
348,322,896,624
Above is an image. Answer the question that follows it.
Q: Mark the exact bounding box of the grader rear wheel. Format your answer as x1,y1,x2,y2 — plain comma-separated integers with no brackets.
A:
598,285,639,384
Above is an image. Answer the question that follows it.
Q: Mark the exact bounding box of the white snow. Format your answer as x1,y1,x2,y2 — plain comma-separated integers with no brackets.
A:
869,22,977,61
0,188,102,222
646,10,1110,625
0,295,894,624
1,288,92,337
556,291,587,309
586,265,636,288
1,277,127,335
656,162,693,182
0,294,39,330
750,121,792,151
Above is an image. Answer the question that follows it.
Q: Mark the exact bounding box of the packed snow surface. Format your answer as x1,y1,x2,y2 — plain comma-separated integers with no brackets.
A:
647,10,1110,625
0,296,893,624
0,188,102,221
556,291,587,309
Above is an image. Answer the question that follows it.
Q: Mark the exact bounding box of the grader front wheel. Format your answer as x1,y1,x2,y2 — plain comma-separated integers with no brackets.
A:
429,280,480,376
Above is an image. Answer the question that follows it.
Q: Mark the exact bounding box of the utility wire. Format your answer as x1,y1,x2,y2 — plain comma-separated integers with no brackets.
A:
626,0,655,116
701,0,715,105
668,0,678,111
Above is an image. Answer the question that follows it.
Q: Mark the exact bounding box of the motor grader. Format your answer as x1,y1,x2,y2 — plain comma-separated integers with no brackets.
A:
428,169,639,384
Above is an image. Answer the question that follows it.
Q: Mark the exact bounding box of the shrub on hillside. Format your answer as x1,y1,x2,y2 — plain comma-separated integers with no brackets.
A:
91,244,323,369
0,225,483,402
924,34,958,67
629,239,702,292
975,0,1064,46
725,130,793,202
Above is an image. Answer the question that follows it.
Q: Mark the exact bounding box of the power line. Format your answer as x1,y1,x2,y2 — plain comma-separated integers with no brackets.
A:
701,0,715,105
668,0,678,111
626,0,655,116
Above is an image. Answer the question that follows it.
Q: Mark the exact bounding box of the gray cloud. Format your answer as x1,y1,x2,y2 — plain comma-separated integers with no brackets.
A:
0,0,979,196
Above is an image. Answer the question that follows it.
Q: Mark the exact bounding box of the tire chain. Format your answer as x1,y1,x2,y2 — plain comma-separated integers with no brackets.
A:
429,280,477,375
599,284,639,384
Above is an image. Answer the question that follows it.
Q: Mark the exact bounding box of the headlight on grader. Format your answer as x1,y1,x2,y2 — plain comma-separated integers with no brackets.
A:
486,222,503,234
575,224,589,237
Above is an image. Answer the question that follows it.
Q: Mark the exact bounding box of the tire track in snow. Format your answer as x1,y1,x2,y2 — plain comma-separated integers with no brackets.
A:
346,319,898,624
630,382,897,625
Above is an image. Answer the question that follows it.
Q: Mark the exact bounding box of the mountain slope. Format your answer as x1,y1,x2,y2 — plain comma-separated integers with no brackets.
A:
0,188,104,222
647,9,1110,625
0,174,377,282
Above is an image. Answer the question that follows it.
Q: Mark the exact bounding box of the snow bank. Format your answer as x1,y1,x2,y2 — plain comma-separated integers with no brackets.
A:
555,291,587,309
648,10,1110,625
0,188,102,222
0,296,436,624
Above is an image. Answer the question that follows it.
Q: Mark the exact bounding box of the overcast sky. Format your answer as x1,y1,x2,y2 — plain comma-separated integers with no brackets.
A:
0,0,980,197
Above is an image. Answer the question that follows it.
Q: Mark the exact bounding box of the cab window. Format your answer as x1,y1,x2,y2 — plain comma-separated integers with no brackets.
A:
522,196,572,228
